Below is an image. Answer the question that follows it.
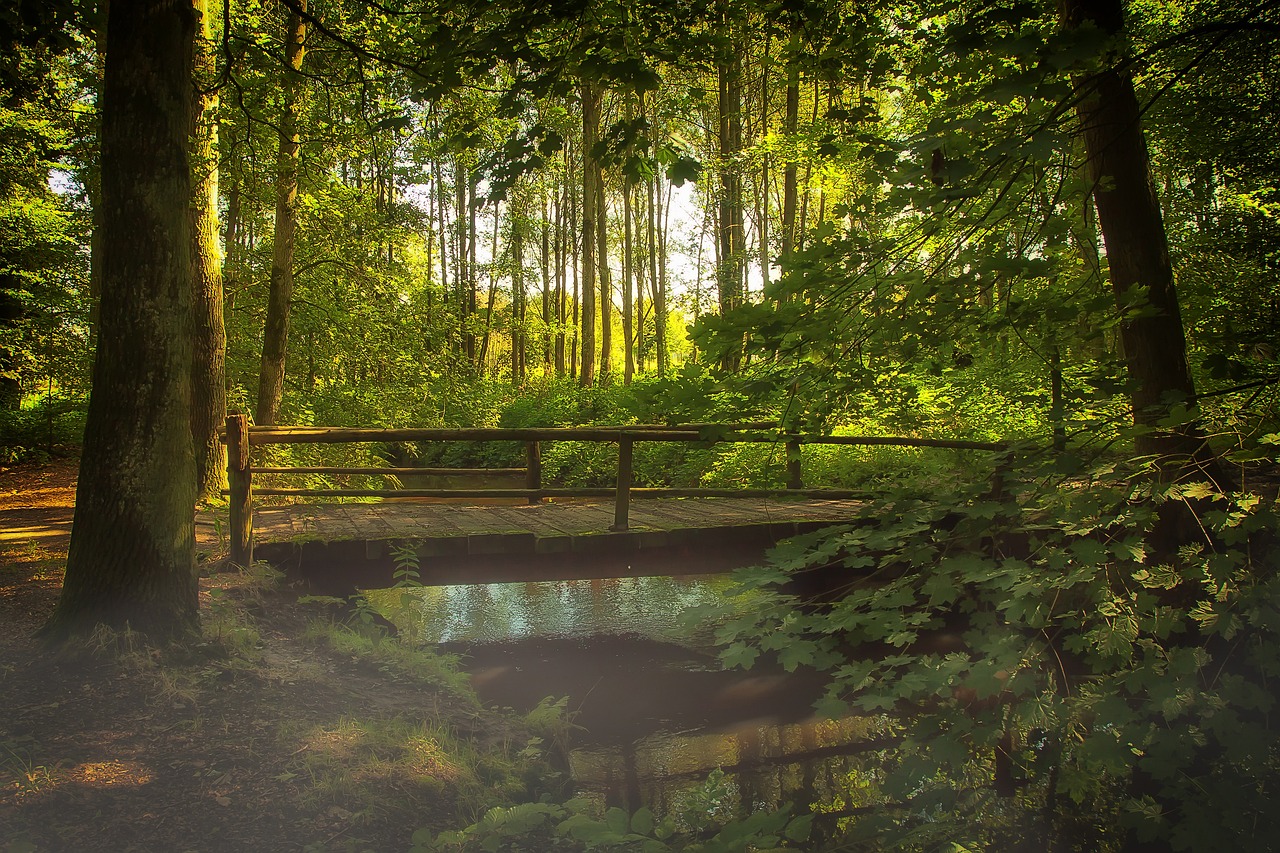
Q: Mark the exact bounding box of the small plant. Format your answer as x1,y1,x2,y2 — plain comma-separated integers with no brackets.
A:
2,744,60,799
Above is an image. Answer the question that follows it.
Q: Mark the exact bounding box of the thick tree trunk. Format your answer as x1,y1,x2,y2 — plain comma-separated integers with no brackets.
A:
580,83,599,387
45,0,199,642
1062,0,1212,468
190,0,226,501
255,1,306,426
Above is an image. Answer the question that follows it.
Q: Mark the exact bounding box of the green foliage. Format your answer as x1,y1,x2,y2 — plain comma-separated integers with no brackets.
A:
413,794,814,853
709,439,1280,850
0,392,85,462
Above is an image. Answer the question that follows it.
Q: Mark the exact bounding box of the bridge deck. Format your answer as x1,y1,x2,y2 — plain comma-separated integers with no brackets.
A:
231,497,862,590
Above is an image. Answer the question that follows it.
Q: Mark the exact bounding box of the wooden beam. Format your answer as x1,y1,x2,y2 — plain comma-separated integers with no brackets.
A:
525,441,542,505
226,414,253,567
613,436,633,530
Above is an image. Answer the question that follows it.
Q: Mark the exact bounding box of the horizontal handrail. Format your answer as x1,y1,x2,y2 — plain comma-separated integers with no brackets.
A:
231,487,870,499
224,424,1005,452
222,414,1008,568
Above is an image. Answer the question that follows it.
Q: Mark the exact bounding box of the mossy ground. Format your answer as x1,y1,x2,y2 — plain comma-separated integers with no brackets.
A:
0,461,543,853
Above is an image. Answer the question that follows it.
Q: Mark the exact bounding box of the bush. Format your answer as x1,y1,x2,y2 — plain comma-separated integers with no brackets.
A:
0,394,86,463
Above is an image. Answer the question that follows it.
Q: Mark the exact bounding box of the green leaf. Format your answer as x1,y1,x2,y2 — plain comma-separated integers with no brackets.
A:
723,642,759,669
631,807,655,836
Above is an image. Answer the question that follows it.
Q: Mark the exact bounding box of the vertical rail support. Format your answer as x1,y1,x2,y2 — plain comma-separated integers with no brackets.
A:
785,432,804,490
227,414,253,567
613,436,633,531
525,441,542,504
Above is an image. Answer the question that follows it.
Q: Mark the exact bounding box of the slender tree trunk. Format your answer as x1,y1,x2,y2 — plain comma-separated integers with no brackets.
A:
479,202,499,369
434,158,449,296
190,0,225,500
717,18,746,370
580,83,599,387
45,0,198,641
1062,0,1210,468
597,166,612,381
758,32,771,292
622,173,635,383
467,175,479,366
541,191,552,372
555,173,567,375
798,79,819,253
635,181,647,375
656,174,670,373
512,220,527,382
255,1,306,425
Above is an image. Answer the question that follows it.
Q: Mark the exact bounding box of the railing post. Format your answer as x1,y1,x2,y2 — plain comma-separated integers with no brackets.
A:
525,441,542,505
613,436,633,531
227,414,253,567
785,431,803,490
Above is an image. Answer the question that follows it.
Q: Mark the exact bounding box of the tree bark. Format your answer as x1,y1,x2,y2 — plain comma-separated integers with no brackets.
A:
255,1,306,425
717,7,746,370
1062,0,1212,468
656,173,670,373
580,82,599,387
622,108,635,384
597,157,613,381
540,190,552,371
190,0,226,501
45,0,199,642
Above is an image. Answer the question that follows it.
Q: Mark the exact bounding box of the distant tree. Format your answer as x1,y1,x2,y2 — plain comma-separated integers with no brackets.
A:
43,0,199,642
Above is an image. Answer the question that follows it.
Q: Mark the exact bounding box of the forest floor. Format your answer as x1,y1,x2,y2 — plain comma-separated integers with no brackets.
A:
0,460,527,853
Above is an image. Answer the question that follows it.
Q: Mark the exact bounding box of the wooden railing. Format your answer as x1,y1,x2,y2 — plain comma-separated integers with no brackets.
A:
222,414,1006,567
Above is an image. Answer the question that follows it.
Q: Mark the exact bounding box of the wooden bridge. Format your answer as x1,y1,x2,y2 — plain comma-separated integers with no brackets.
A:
221,416,1005,592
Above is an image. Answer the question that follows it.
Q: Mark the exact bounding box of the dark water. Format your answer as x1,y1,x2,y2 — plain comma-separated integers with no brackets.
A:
368,576,889,816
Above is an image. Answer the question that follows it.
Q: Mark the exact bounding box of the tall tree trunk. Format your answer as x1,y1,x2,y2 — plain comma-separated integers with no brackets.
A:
512,220,527,382
758,31,771,292
454,159,467,357
580,83,599,387
717,17,746,370
85,10,108,355
555,173,567,375
434,157,449,296
655,174,670,373
1062,0,1211,468
45,0,198,642
622,173,635,383
190,0,225,501
467,177,479,367
597,166,612,381
255,0,306,426
541,190,552,372
479,203,500,370
635,180,647,375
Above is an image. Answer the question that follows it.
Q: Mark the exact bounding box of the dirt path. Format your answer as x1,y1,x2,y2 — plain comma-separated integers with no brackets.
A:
0,461,516,853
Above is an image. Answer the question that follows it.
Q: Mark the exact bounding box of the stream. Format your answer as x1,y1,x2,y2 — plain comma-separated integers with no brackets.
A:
368,575,891,818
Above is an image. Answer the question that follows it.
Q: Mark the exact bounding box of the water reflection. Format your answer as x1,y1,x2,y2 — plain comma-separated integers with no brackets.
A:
376,575,751,646
368,576,887,820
